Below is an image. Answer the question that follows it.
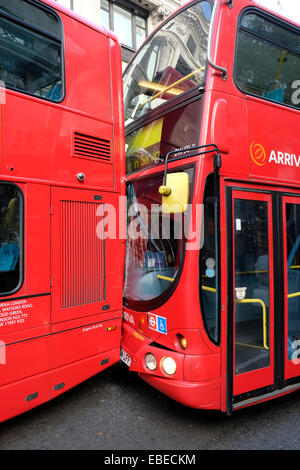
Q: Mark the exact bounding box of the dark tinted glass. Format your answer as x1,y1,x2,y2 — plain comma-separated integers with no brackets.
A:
124,1,211,126
0,0,62,101
0,0,61,39
125,99,202,175
234,199,270,375
124,168,194,303
199,174,219,343
0,184,22,295
286,204,300,361
236,12,300,110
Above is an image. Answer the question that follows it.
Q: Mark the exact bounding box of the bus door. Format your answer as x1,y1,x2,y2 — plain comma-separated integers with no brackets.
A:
282,195,300,383
227,188,275,399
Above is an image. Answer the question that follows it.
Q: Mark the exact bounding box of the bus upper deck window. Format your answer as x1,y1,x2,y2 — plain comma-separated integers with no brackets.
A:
123,1,212,126
235,11,300,110
0,0,63,102
0,184,23,296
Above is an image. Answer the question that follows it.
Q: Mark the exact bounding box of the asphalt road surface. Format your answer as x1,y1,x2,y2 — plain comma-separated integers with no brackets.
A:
0,362,300,450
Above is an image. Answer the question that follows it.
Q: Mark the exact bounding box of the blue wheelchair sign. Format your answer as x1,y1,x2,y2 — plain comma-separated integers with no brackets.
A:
157,316,167,334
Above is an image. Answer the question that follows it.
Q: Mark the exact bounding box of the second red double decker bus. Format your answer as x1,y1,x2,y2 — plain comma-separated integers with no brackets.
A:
121,0,300,413
0,0,125,422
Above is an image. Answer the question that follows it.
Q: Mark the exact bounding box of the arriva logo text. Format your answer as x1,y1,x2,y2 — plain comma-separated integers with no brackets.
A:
269,150,300,167
250,142,300,167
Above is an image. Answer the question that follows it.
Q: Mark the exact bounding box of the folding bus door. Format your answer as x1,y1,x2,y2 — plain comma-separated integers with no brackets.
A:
282,196,300,383
227,188,275,399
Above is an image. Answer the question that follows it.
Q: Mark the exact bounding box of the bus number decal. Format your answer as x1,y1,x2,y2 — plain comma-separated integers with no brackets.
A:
123,310,135,326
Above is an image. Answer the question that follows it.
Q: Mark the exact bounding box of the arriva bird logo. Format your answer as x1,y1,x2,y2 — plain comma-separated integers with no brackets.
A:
250,142,267,166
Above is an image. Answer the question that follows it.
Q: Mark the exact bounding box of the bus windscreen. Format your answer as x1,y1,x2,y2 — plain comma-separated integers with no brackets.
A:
123,1,211,127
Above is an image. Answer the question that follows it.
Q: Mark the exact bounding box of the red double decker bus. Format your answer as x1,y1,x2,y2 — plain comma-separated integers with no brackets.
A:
0,0,125,422
121,0,300,413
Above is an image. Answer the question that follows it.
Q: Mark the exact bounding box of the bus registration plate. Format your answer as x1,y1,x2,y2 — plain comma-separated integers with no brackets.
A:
120,348,131,367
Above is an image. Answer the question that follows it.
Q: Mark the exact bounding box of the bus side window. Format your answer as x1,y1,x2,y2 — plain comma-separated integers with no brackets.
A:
0,184,22,295
0,0,63,102
199,174,219,344
235,12,300,110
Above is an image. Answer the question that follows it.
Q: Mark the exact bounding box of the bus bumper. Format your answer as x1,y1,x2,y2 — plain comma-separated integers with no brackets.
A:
121,323,220,410
140,373,220,410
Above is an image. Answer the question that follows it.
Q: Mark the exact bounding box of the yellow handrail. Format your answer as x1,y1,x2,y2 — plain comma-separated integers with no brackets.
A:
236,298,269,351
202,285,216,293
201,286,269,351
146,66,205,103
138,80,183,97
288,291,300,299
136,65,206,115
156,274,174,282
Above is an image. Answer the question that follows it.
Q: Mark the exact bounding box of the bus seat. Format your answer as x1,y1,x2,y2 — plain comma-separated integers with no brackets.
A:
46,83,62,101
263,81,284,103
0,243,19,272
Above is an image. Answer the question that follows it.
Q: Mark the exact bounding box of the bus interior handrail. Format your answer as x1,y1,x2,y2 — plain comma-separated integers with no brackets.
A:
288,291,300,299
202,285,269,351
236,298,269,351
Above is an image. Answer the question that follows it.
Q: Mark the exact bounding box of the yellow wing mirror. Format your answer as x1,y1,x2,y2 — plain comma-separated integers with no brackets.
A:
159,172,189,213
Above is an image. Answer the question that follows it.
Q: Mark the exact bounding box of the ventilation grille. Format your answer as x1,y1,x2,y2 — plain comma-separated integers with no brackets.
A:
60,201,106,308
73,132,111,162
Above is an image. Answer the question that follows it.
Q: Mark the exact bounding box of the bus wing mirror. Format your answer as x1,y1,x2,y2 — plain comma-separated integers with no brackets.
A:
159,172,189,214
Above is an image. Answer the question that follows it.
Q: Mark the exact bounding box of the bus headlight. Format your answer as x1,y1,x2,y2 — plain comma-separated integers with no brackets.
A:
161,356,177,375
145,353,157,371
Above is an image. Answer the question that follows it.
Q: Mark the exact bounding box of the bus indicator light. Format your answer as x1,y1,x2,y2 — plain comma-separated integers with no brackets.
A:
177,334,188,350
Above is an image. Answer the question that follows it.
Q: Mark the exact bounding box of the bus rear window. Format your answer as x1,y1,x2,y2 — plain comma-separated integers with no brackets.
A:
235,12,300,110
0,0,63,102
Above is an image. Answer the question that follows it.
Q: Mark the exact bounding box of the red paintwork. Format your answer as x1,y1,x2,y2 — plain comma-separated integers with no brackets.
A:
122,0,300,412
0,0,125,422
